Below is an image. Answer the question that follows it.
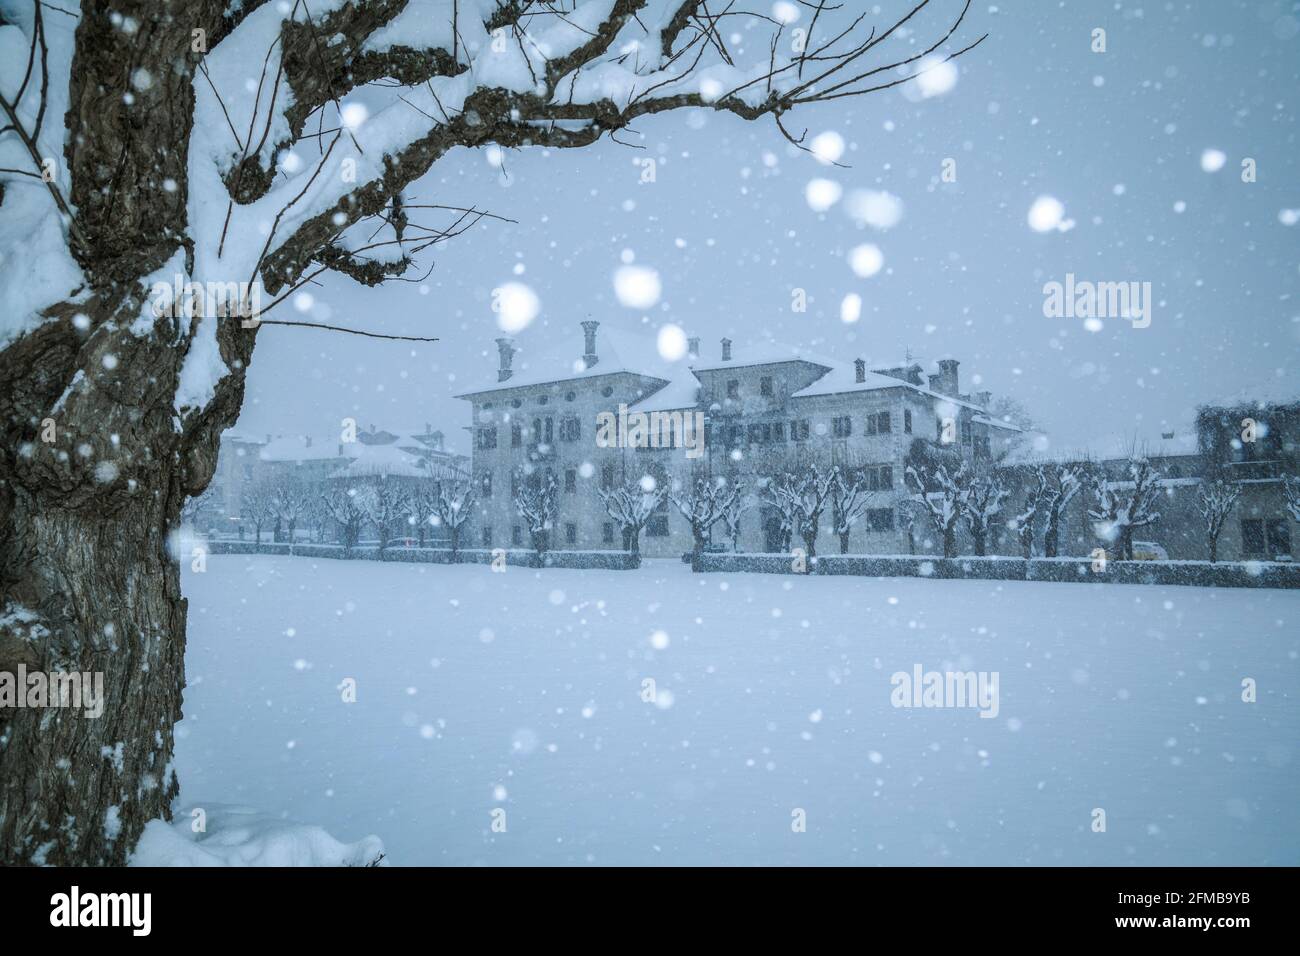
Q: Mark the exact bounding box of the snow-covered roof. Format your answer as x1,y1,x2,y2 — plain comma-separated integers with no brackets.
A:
689,340,837,373
971,414,1023,432
335,442,429,479
457,326,679,397
791,362,987,412
259,435,344,463
1197,378,1300,412
1004,427,1199,465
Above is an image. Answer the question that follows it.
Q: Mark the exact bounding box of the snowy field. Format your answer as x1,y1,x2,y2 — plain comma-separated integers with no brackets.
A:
169,555,1300,866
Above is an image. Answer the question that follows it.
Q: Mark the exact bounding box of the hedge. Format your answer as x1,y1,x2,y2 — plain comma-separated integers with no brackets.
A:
204,541,640,570
696,552,1299,589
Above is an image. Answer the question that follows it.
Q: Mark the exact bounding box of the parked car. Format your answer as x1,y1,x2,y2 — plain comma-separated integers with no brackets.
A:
1130,541,1169,561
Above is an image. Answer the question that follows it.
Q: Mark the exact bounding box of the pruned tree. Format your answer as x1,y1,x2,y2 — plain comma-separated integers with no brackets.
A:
433,476,476,557
241,477,277,544
407,475,440,548
1088,457,1162,561
320,481,365,556
905,463,967,558
1285,475,1300,523
720,482,754,553
763,465,835,559
961,472,1009,557
598,475,664,556
1007,467,1048,559
0,0,987,864
270,472,314,543
670,475,741,558
1196,478,1241,563
354,472,412,555
830,466,874,554
516,471,559,555
1041,462,1084,558
181,482,221,531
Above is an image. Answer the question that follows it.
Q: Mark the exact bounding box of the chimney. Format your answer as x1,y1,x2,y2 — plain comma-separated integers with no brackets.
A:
688,337,700,360
304,435,312,448
495,337,516,382
937,358,959,397
721,337,732,362
928,373,943,393
581,320,600,369
854,358,866,384
974,390,992,409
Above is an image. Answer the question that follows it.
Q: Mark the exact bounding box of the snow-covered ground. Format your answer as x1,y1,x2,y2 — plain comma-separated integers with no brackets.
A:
173,556,1299,865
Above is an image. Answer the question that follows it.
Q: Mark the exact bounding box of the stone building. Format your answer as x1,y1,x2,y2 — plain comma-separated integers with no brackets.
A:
457,321,1023,557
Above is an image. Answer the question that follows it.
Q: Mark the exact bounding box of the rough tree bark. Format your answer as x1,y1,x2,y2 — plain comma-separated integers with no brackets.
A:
0,1,252,865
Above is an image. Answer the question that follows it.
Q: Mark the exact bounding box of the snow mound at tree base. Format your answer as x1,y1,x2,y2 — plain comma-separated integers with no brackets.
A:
130,805,386,867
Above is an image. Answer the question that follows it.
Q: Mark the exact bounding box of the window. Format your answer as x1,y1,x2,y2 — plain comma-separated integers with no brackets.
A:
511,423,522,448
832,416,852,438
242,464,253,480
865,508,894,532
904,408,913,434
961,421,973,446
864,412,891,435
481,527,492,547
602,522,615,544
772,422,785,442
565,391,575,402
560,417,580,441
748,423,773,444
565,523,577,545
565,468,577,493
1267,518,1292,558
790,419,810,441
726,380,739,400
863,465,893,491
512,526,522,546
475,426,497,450
1241,519,1265,556
538,395,548,405
760,376,773,397
600,462,616,491
511,398,521,408
975,436,991,459
479,472,493,498
601,386,613,398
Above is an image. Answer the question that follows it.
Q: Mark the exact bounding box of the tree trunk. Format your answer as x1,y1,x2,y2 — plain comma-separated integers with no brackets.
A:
1044,515,1060,558
1208,534,1218,564
839,531,850,554
0,2,261,864
942,525,957,559
972,530,986,557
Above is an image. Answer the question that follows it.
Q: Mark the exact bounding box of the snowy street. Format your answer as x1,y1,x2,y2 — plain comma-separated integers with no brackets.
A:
176,556,1300,866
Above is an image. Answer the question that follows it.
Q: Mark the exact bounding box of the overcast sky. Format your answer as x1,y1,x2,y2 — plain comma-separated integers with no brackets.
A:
232,0,1300,454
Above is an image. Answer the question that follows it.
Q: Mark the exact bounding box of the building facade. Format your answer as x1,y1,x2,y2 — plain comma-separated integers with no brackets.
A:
457,322,1022,557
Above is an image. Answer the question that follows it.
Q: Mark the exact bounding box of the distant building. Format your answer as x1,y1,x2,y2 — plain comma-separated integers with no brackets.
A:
992,391,1298,561
457,321,1022,556
204,423,467,538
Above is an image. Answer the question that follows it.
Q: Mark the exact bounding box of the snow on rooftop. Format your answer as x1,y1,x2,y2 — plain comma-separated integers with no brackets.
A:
258,435,342,463
458,326,679,396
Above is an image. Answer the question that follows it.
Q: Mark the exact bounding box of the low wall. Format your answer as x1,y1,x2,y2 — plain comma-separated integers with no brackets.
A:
696,552,1300,589
204,541,640,570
